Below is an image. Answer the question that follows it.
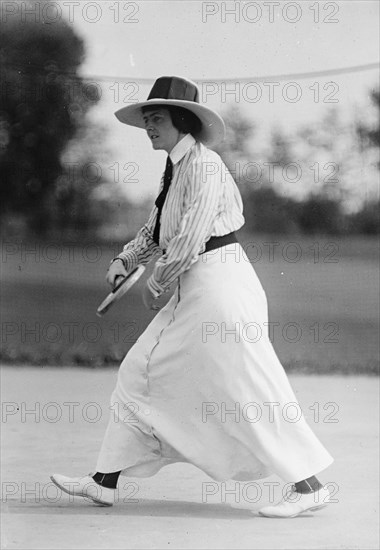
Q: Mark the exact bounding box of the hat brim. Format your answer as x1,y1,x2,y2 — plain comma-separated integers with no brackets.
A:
115,99,225,147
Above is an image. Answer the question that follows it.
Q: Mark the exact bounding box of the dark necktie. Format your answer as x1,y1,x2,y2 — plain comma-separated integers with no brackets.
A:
153,156,173,245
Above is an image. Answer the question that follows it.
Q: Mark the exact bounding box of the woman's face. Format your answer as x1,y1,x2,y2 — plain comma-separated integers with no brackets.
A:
142,108,185,153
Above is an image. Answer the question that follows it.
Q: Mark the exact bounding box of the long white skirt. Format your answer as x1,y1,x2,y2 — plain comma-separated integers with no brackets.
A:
96,244,333,482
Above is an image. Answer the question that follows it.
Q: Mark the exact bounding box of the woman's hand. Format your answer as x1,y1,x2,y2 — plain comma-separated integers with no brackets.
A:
142,284,160,311
106,259,128,288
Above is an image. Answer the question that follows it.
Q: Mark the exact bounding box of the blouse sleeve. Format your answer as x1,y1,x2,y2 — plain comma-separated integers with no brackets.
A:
116,203,161,273
146,155,221,298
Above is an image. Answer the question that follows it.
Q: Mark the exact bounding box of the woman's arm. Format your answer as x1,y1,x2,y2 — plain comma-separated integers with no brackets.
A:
147,155,221,298
114,204,161,273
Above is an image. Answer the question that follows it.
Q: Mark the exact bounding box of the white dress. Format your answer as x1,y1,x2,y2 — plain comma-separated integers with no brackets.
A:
96,135,333,482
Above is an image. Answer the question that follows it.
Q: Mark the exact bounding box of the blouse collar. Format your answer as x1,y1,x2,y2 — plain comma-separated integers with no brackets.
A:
169,134,196,165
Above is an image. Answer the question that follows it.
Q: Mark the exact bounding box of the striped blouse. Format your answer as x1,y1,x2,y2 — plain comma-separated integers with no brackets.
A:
117,133,245,298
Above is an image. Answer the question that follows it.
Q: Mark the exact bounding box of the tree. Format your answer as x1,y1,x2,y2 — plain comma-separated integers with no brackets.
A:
0,0,106,237
218,90,380,235
217,106,348,235
357,88,380,166
348,200,380,235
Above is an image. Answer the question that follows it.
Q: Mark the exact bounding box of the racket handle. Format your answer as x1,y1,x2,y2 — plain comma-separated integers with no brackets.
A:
114,275,125,289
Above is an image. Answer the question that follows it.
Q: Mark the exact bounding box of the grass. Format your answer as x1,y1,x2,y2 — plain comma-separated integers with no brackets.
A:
1,233,379,374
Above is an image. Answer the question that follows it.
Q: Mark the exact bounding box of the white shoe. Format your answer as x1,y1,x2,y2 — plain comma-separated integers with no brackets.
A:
258,485,330,518
50,474,115,506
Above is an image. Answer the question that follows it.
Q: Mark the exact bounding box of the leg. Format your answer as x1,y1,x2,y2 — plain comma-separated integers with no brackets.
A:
92,470,121,489
294,475,323,494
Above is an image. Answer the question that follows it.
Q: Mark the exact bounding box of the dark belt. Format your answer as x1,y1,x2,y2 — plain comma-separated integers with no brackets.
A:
163,231,238,255
200,231,238,254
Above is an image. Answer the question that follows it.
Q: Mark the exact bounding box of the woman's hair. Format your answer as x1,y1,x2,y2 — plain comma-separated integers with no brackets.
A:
142,105,202,136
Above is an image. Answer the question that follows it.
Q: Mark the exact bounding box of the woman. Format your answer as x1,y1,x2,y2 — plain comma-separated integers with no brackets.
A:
51,76,333,518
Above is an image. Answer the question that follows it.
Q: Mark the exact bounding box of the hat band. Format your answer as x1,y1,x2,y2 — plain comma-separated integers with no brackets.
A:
147,76,199,103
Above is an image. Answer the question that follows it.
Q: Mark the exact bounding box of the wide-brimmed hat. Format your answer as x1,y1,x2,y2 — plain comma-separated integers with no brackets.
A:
114,76,225,147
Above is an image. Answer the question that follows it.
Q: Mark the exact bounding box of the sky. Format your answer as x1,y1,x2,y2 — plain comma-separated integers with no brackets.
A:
55,0,379,203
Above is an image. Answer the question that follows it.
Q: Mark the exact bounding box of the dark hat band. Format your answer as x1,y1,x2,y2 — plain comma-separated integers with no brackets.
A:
147,76,199,103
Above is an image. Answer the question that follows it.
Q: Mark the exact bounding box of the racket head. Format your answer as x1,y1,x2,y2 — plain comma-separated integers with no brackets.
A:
96,265,145,317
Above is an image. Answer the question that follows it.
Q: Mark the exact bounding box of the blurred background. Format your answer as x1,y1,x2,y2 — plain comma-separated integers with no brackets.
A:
0,0,379,373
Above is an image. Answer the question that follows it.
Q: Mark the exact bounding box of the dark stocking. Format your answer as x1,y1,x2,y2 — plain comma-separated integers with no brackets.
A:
294,475,323,493
92,471,121,489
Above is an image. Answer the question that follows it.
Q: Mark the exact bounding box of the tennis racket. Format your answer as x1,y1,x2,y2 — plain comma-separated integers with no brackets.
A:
96,265,145,317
